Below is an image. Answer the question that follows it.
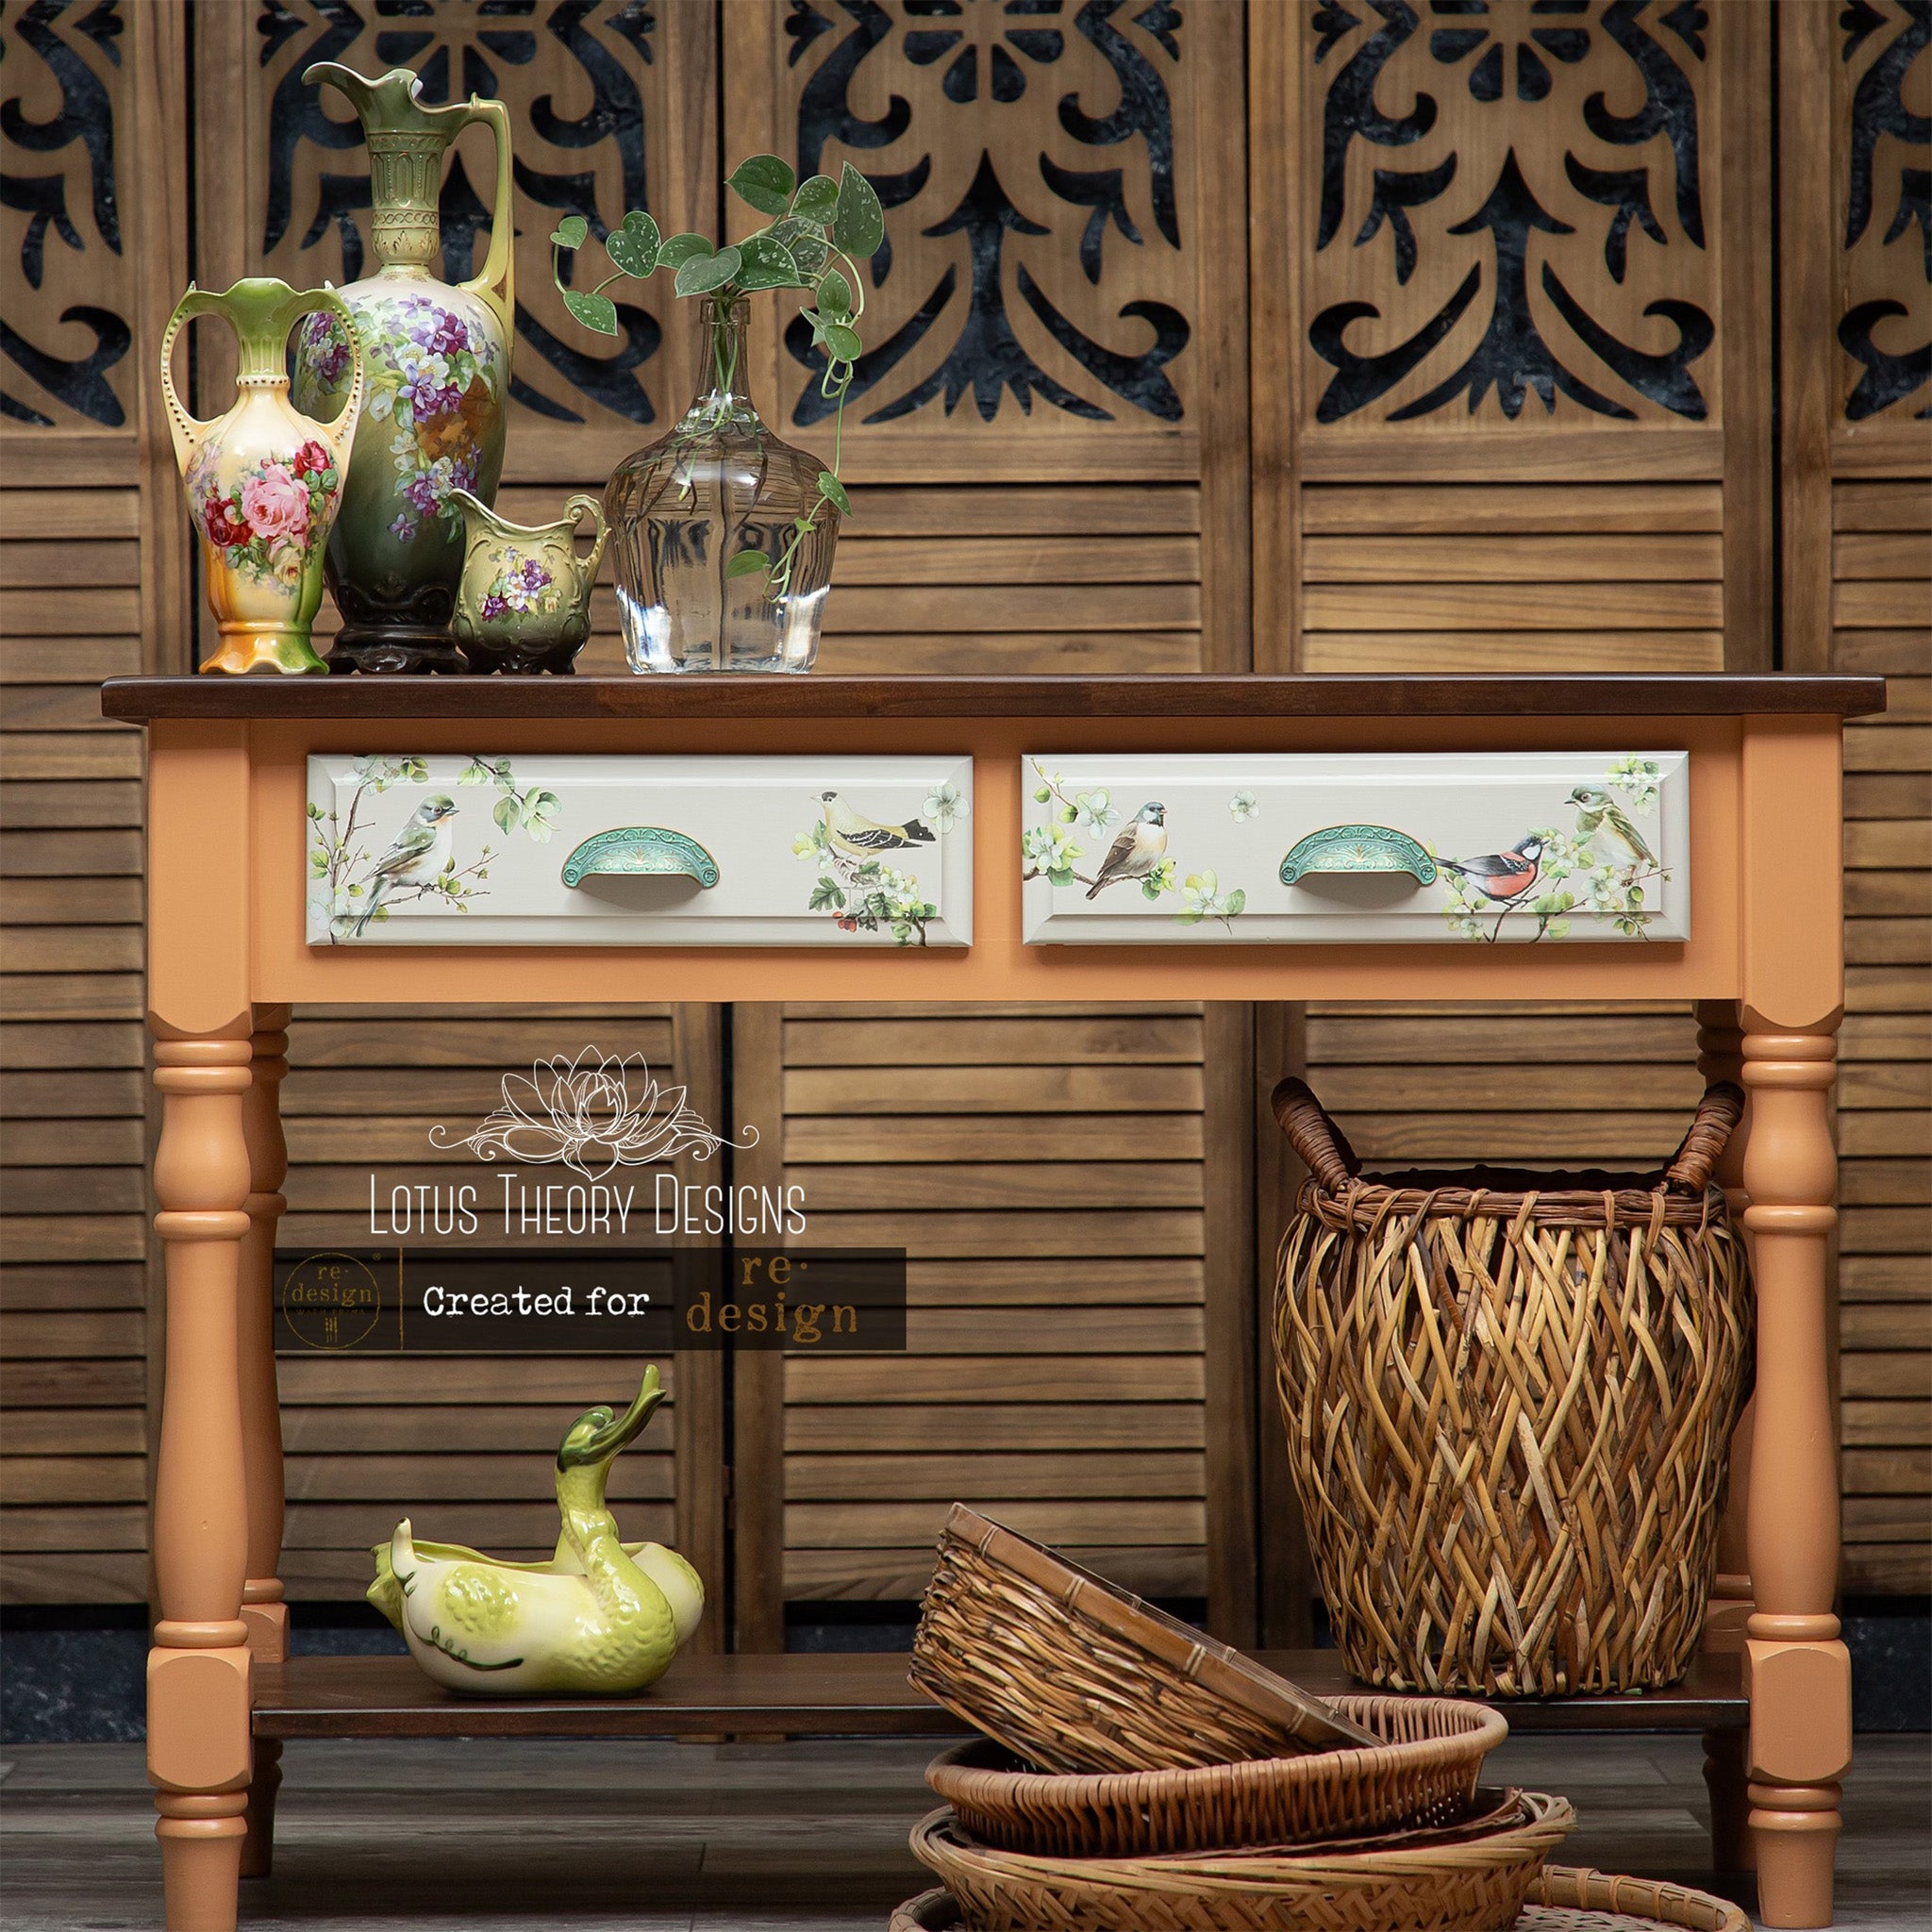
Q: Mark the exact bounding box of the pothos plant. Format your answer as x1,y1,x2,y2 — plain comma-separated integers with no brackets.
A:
550,156,885,599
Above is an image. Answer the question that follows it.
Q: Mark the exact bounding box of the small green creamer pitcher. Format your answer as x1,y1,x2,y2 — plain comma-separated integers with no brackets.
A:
449,491,608,674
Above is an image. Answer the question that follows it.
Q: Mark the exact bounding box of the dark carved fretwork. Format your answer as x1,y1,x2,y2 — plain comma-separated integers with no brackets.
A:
256,0,659,426
1306,0,1717,427
1,0,130,426
1840,0,1930,420
784,0,1194,429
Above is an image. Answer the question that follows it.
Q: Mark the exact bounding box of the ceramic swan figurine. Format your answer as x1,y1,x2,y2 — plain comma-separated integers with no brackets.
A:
368,1365,703,1695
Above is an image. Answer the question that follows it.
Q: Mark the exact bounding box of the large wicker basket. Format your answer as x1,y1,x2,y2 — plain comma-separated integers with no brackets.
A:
891,1866,1751,1932
911,1504,1374,1774
926,1694,1507,1857
1270,1078,1753,1698
908,1791,1575,1932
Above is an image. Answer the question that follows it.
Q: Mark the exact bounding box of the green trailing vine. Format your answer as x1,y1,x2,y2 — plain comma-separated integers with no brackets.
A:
551,156,886,600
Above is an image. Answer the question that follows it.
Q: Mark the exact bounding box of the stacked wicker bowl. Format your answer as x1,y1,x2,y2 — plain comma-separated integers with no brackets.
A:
899,1505,1582,1932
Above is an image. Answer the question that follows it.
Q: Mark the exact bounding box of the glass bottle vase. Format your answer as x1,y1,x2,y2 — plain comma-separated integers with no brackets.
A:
604,297,838,673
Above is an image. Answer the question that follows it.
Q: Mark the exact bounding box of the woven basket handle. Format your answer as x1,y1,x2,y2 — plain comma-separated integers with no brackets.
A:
1270,1078,1362,1194
1662,1080,1746,1193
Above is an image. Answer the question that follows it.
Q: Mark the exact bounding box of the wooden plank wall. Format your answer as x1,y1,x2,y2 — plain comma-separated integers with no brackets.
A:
0,2,189,1603
1781,0,1932,1600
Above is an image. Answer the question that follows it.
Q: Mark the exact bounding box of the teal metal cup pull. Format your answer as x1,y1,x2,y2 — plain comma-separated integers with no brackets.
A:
1280,824,1438,887
561,827,720,889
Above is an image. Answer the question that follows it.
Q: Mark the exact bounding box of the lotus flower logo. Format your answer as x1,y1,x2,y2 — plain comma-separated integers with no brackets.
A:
431,1048,758,1179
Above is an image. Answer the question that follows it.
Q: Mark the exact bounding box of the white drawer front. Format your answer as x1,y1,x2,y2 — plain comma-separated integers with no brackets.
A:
1023,753,1688,944
308,754,972,947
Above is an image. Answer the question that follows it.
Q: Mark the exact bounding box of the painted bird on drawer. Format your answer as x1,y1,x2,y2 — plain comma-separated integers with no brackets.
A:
1440,835,1544,903
1087,801,1168,898
367,1364,704,1695
819,790,937,861
1566,786,1657,867
353,793,459,935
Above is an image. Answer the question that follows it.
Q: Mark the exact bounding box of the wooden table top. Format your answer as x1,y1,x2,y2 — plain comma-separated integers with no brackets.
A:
252,1648,1747,1740
103,672,1886,723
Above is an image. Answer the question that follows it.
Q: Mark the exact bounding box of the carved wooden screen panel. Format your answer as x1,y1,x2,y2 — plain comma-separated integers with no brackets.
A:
0,0,189,1604
192,0,720,672
724,0,1250,673
1255,0,1771,674
1782,0,1931,1602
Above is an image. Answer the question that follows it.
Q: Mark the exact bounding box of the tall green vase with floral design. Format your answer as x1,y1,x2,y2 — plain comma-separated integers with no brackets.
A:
291,64,513,675
161,278,366,675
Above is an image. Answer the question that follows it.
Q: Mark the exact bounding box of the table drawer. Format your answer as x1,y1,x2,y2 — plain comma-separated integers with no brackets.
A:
307,754,972,946
1022,752,1688,944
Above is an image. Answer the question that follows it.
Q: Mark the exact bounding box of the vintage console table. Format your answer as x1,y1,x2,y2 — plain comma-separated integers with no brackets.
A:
102,672,1884,1932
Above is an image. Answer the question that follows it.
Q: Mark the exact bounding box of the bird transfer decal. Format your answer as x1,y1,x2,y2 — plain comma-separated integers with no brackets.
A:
309,755,562,943
1434,758,1667,943
1022,762,1248,932
794,781,966,947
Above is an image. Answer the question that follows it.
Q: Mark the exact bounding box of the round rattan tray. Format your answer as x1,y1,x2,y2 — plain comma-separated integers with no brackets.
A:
926,1694,1507,1858
908,1791,1575,1932
890,1864,1751,1932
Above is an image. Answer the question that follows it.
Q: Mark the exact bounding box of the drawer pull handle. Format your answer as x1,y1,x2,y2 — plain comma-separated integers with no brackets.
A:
1280,824,1437,887
562,827,720,889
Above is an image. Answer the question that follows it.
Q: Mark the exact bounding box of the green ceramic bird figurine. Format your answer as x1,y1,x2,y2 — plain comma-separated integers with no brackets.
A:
1566,784,1657,868
367,1365,704,1695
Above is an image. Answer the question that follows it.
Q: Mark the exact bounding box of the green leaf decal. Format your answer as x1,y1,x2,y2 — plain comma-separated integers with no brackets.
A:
491,794,520,835
817,471,852,516
727,153,796,217
833,162,885,258
675,244,742,296
561,289,619,336
605,209,659,278
792,173,841,224
549,215,589,250
725,549,773,578
656,232,713,271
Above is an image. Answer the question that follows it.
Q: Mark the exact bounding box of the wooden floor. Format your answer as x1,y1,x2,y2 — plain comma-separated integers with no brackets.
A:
2,1733,1927,1929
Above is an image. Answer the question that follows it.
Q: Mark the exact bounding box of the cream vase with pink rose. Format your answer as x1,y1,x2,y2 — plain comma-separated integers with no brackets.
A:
161,277,366,675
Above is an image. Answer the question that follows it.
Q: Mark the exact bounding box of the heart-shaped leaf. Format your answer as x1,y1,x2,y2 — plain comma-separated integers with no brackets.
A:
656,232,713,271
736,233,802,291
727,153,796,217
832,162,884,258
822,320,862,362
605,209,659,278
725,548,773,579
818,268,853,318
789,230,830,275
549,214,589,250
817,471,852,516
792,173,840,224
674,243,742,296
561,288,620,336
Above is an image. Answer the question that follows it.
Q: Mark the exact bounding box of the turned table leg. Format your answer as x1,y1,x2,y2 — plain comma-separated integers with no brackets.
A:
238,1007,291,1877
1741,1021,1850,1929
149,1028,257,1932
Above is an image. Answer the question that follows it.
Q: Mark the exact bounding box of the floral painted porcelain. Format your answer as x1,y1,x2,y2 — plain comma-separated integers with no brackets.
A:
449,490,608,674
161,278,365,675
366,1365,704,1695
291,64,513,675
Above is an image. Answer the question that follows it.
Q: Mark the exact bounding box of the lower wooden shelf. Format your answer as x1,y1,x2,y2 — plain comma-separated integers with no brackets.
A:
251,1649,1747,1740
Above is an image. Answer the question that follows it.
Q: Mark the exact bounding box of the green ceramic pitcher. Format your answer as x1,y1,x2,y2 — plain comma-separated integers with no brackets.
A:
450,491,608,675
291,64,514,675
161,278,365,675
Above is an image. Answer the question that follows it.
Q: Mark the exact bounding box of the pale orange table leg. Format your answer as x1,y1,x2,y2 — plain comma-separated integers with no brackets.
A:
1741,1022,1850,1929
238,1006,291,1878
149,1028,256,1932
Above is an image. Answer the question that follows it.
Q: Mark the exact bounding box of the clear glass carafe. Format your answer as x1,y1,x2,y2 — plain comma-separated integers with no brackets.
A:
605,297,838,673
